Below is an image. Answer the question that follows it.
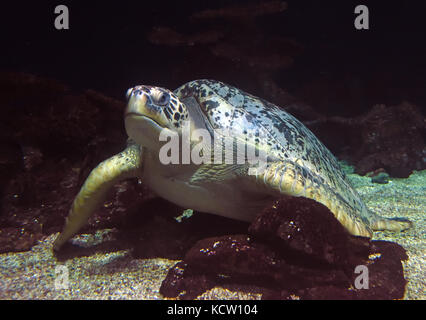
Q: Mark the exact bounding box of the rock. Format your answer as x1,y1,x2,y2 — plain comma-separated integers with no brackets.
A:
21,146,43,171
248,197,371,269
191,1,287,20
160,197,408,300
353,103,425,177
0,72,148,252
147,27,223,47
160,261,216,300
307,102,426,178
0,227,43,253
371,172,390,184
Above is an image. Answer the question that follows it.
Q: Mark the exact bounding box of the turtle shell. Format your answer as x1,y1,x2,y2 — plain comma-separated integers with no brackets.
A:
175,80,366,216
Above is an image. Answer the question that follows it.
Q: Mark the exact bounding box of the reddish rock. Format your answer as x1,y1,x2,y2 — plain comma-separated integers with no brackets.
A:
306,102,425,178
0,72,149,252
0,227,43,253
248,197,371,268
160,197,408,300
353,103,425,177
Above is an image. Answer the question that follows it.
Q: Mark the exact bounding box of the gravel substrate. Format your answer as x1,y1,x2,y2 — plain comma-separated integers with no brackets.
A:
0,169,424,300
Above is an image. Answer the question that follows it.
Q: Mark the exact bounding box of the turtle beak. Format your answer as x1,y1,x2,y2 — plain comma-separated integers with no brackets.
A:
126,91,148,116
125,87,169,130
125,88,164,122
126,88,134,100
124,88,175,150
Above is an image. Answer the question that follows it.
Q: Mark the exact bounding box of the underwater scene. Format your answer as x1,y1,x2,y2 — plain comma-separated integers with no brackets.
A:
0,1,425,301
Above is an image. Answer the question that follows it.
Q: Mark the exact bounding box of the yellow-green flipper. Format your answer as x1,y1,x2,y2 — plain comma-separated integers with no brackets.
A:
54,80,413,252
53,142,142,251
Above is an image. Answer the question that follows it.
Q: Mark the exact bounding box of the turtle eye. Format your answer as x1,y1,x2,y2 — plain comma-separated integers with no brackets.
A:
157,92,170,106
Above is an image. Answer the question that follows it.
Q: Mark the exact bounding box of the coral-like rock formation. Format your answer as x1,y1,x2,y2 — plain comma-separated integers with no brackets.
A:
0,72,148,253
306,102,426,178
160,197,408,300
0,72,422,256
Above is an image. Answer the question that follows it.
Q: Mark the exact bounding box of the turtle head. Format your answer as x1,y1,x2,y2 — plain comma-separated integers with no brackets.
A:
125,85,189,149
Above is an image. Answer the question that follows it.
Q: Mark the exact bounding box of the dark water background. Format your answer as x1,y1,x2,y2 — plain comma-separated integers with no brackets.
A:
1,0,425,116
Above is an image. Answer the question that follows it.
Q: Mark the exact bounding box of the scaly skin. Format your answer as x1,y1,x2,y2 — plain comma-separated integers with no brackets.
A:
54,80,413,251
178,80,413,237
257,160,412,237
53,142,142,251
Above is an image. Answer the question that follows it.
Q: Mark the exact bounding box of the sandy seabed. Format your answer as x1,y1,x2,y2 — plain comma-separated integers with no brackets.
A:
0,169,424,300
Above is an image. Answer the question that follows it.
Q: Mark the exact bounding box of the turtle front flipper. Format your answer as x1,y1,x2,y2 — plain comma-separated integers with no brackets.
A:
53,143,142,251
255,160,374,238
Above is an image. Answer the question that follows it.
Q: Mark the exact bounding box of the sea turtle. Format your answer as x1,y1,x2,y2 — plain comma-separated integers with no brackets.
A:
53,79,412,251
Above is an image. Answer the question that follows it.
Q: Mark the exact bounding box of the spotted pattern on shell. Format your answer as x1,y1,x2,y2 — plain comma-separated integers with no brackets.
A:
53,79,413,252
175,79,371,229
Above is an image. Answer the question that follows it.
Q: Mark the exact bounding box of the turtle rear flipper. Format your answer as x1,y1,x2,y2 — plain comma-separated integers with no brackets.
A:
370,216,413,232
257,160,374,238
257,159,414,238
